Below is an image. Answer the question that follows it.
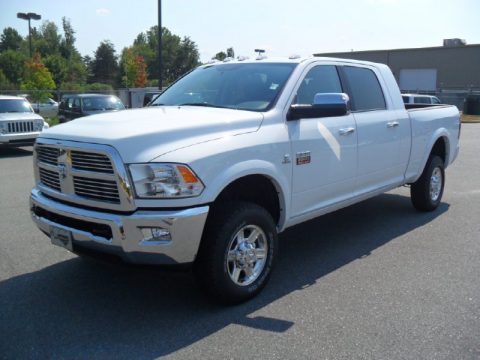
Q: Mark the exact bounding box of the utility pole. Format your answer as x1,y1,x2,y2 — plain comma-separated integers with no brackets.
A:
158,0,163,90
17,12,41,57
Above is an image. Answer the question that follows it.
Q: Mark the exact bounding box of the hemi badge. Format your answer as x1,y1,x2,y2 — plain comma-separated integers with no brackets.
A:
296,151,311,165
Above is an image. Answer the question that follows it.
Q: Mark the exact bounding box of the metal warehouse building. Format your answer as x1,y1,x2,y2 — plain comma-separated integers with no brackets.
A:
315,40,480,108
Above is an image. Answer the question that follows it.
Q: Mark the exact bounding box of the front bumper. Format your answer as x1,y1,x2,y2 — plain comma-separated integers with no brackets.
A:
30,188,209,265
0,132,39,146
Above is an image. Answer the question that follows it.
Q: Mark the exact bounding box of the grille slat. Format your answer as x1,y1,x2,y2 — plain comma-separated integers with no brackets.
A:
39,168,61,191
73,182,118,191
4,121,35,134
36,146,60,166
71,151,114,174
73,176,120,203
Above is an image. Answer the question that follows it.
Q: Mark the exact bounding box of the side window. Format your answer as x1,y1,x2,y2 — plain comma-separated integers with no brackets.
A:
294,65,342,105
414,97,429,104
67,97,74,109
432,97,441,104
73,98,81,110
343,66,386,111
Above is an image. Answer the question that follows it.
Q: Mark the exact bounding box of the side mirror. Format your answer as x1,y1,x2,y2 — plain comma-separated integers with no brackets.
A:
287,93,350,121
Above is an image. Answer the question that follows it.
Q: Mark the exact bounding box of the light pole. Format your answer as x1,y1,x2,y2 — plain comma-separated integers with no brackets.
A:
17,12,41,57
158,0,162,90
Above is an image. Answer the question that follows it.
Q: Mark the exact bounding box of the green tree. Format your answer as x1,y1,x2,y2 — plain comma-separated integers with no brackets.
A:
134,26,199,85
44,54,67,86
91,40,119,86
34,21,61,57
0,69,15,90
213,47,235,61
0,50,27,86
213,51,227,61
0,27,24,52
60,17,76,59
122,48,148,87
20,53,56,102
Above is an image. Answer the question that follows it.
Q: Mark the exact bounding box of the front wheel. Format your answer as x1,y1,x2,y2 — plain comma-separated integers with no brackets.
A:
410,155,445,211
195,201,278,304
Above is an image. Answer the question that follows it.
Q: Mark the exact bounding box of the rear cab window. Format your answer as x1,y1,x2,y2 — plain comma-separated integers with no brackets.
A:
341,66,386,112
414,97,430,104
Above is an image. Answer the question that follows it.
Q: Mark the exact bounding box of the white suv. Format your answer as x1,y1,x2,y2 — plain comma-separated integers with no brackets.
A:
402,94,441,105
0,95,49,147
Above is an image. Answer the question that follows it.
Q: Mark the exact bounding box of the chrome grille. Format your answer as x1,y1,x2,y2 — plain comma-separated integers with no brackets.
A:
73,176,120,203
36,146,59,166
71,151,114,174
39,167,61,191
34,140,133,211
7,121,34,133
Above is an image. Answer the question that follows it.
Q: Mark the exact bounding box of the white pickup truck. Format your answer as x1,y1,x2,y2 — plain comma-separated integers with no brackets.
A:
30,57,460,303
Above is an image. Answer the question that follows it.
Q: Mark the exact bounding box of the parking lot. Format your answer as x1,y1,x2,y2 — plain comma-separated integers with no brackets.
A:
0,124,479,359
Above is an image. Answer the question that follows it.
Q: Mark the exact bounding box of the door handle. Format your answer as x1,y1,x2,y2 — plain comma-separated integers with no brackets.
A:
339,127,355,136
387,121,400,128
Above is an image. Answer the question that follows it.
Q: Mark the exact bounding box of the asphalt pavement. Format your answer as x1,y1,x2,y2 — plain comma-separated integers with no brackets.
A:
0,125,479,359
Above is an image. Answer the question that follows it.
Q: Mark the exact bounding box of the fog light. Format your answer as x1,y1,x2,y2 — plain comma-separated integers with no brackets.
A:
140,227,172,243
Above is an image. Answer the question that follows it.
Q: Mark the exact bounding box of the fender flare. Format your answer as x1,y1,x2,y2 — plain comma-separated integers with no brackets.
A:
202,159,291,230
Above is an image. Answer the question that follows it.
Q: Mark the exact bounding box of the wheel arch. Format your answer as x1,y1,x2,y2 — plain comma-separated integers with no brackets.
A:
204,160,290,230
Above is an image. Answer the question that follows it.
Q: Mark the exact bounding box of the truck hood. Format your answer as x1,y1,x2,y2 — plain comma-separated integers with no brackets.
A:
0,112,44,121
40,106,263,163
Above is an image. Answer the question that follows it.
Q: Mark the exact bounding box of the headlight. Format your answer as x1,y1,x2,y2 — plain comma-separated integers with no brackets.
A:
129,163,204,198
0,122,6,134
33,119,44,131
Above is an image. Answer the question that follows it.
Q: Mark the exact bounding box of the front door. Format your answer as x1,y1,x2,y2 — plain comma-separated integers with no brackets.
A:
288,64,358,218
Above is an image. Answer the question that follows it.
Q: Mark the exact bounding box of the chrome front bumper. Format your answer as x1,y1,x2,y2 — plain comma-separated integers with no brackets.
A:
30,188,209,265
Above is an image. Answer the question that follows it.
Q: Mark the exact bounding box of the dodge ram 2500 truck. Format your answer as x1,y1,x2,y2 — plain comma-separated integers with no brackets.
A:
30,57,460,303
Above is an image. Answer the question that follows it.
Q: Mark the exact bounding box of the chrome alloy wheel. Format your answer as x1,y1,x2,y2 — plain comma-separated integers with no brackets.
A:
226,225,268,286
430,167,443,201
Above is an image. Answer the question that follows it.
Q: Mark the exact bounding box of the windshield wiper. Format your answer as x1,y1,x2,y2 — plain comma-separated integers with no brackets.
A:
149,103,165,106
178,102,228,109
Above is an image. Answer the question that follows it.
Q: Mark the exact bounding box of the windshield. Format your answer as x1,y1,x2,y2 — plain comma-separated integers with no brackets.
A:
83,96,125,111
0,99,34,113
151,63,297,111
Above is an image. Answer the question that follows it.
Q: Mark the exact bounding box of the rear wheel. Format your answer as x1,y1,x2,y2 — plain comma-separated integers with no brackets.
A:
195,201,278,304
411,155,445,211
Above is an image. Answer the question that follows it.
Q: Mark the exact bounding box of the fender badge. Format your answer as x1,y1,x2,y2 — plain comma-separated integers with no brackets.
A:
296,151,311,165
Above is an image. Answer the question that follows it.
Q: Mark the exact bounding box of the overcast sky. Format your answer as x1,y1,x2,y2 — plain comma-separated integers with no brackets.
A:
1,0,479,61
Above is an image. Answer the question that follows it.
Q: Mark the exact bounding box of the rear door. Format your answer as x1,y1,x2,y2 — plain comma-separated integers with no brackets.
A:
288,64,358,217
340,65,410,193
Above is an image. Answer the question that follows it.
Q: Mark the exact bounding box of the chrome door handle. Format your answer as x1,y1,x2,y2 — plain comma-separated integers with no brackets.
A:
387,121,400,128
339,127,355,136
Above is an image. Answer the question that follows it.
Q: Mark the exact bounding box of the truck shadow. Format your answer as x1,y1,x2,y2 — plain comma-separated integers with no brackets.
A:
0,193,449,358
0,146,33,158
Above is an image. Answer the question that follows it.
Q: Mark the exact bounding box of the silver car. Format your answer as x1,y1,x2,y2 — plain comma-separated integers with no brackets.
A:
30,98,59,118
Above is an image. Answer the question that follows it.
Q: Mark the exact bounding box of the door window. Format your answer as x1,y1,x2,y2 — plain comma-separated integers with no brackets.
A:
294,65,342,105
72,98,81,111
343,66,386,111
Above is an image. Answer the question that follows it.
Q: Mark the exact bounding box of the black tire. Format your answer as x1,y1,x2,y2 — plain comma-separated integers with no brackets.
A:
411,155,445,211
195,201,278,304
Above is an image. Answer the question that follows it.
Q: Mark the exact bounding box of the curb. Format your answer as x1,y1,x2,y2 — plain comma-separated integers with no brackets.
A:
461,115,480,124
